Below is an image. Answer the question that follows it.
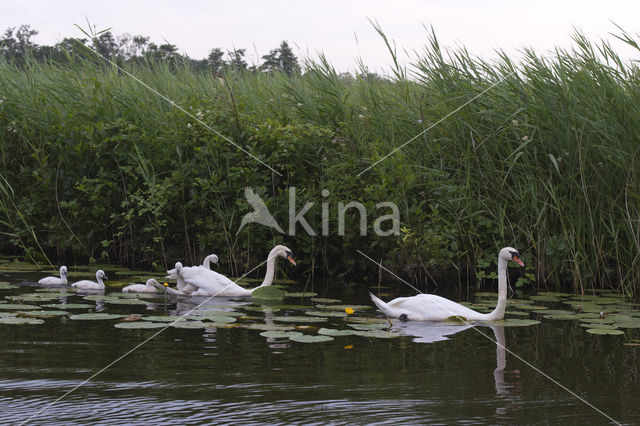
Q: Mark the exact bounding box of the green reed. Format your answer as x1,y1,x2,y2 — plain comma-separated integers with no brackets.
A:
0,29,639,296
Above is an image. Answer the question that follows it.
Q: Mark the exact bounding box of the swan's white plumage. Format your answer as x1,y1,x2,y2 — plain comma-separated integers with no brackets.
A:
371,247,524,321
122,278,160,293
72,269,108,290
38,266,68,285
176,245,295,297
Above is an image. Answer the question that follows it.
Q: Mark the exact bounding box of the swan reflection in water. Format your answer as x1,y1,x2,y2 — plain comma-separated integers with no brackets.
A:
392,322,522,399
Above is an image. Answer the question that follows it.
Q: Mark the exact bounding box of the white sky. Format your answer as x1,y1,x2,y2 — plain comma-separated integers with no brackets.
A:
3,0,640,73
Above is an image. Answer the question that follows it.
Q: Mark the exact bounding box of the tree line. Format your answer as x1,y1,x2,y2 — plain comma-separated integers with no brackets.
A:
0,24,301,75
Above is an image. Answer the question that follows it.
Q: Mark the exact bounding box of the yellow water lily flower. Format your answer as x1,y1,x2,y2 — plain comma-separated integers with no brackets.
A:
345,307,354,315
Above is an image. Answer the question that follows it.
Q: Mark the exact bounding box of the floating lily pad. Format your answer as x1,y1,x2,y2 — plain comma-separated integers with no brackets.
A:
474,292,498,297
315,304,373,311
251,285,285,300
311,297,341,303
289,334,334,343
348,323,388,330
273,316,328,323
0,303,41,310
505,310,530,317
201,315,237,323
141,315,181,322
579,323,618,329
115,321,166,329
612,320,640,329
42,303,94,310
486,319,541,327
530,295,561,302
244,323,295,331
259,331,303,339
318,328,356,336
6,293,61,302
305,310,347,318
69,313,122,320
513,305,548,310
0,282,18,290
0,317,44,325
543,314,579,320
347,317,389,324
353,330,399,338
170,320,208,329
18,310,69,317
285,292,318,298
585,328,625,335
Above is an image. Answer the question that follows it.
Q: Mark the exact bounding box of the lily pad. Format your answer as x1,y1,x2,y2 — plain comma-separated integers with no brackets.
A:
69,313,122,320
244,323,295,331
259,331,303,339
289,334,334,343
318,328,356,336
0,317,44,325
315,304,373,311
513,305,548,310
42,303,94,310
6,293,61,302
251,285,285,300
529,295,561,302
486,319,541,327
585,328,625,335
505,310,530,317
170,320,208,329
0,303,41,310
285,292,318,298
311,297,342,303
353,330,399,339
273,316,328,323
348,323,388,331
543,314,579,320
305,310,347,318
141,316,180,322
115,321,166,329
200,315,237,323
18,310,69,317
0,282,18,290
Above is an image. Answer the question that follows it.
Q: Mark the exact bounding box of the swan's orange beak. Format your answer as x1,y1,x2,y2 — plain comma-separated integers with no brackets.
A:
287,255,296,266
512,255,525,267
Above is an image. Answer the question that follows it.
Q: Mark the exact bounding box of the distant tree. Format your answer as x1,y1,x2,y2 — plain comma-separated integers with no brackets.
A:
227,48,247,71
93,31,118,58
259,41,300,76
207,47,224,74
0,25,39,60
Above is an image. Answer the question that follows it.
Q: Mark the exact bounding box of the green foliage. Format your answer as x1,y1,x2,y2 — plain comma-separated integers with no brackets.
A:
0,27,639,297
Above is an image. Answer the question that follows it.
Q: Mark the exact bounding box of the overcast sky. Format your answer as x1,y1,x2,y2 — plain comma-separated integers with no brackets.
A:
3,0,640,73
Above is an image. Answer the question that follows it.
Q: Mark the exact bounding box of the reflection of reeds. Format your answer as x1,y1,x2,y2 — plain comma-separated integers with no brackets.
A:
0,28,639,296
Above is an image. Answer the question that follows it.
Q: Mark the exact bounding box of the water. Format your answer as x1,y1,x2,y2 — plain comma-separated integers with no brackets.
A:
0,270,638,424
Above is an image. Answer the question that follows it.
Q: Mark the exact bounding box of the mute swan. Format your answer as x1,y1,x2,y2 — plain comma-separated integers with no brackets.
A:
38,266,68,285
122,278,160,293
370,247,524,321
178,245,295,297
166,254,218,278
71,269,108,290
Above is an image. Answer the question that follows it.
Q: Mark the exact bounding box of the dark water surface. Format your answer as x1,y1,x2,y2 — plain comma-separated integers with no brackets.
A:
0,270,638,425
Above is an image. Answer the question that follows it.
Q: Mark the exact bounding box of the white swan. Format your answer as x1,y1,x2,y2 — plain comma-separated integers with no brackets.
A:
177,245,295,297
166,254,218,278
38,266,68,285
71,269,108,290
370,247,524,321
122,278,161,293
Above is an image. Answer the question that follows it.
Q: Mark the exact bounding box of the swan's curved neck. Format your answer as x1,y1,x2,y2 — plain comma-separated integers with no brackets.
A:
256,252,278,288
486,257,508,320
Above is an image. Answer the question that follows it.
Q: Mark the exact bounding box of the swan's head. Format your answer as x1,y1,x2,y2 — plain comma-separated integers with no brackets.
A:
60,266,68,276
96,269,108,280
206,254,219,266
271,245,296,266
146,278,160,287
175,262,183,272
500,247,525,267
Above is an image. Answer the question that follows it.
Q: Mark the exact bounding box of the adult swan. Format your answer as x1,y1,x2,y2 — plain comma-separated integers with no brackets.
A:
176,245,295,297
370,247,524,321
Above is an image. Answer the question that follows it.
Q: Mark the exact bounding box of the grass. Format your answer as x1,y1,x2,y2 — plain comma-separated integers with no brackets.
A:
0,29,639,297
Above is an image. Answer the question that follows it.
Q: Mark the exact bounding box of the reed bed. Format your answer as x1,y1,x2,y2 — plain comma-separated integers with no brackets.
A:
0,30,639,296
